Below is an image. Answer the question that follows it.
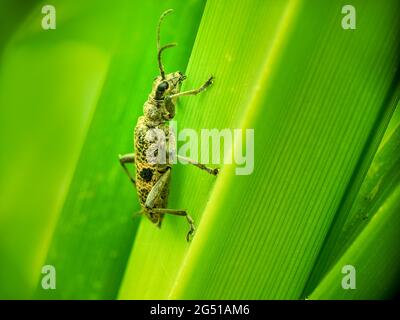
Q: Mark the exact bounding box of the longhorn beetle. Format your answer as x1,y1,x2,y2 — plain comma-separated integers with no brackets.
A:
119,9,218,241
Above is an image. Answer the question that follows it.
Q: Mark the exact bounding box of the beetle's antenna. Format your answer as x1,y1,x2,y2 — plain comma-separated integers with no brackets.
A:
157,9,176,79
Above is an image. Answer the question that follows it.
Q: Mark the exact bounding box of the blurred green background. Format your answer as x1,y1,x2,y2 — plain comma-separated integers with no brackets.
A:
0,0,125,298
0,0,399,299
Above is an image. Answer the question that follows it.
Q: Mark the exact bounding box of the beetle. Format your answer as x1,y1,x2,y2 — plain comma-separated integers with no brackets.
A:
119,9,218,241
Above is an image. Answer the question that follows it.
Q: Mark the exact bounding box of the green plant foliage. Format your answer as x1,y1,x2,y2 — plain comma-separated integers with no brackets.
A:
0,0,398,300
0,0,124,299
309,102,400,299
120,0,400,299
305,92,400,294
35,0,207,300
310,180,400,299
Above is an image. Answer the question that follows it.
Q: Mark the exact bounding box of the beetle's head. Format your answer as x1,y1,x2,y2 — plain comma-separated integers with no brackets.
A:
144,9,187,122
152,71,186,100
149,71,186,121
144,72,186,122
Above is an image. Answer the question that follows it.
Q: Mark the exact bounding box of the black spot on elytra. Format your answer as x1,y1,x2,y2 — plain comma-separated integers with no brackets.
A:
140,168,153,182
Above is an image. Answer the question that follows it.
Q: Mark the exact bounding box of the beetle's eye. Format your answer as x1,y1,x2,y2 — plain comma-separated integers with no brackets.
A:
157,81,169,92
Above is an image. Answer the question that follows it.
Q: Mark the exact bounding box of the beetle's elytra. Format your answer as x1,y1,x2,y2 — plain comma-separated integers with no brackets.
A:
119,9,218,241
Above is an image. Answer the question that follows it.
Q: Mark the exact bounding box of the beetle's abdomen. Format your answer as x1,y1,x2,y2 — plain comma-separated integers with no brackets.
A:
134,116,170,209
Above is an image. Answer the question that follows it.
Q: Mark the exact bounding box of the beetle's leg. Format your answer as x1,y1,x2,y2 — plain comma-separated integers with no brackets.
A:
118,153,136,187
166,76,214,100
144,169,195,241
152,208,195,242
177,155,219,176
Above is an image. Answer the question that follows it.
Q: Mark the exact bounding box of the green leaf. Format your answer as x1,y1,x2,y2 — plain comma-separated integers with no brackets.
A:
309,99,400,299
118,0,300,299
119,0,399,299
304,91,400,294
310,182,400,299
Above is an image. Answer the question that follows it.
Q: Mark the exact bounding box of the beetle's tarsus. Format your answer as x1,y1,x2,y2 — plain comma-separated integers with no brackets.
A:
205,76,214,86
